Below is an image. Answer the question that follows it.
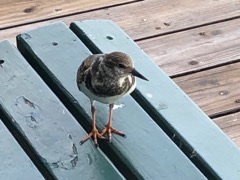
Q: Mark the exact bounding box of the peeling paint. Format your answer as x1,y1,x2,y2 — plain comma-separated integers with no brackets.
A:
51,155,78,170
70,156,78,168
87,153,93,165
157,103,168,110
15,96,41,109
72,143,78,155
68,134,73,139
25,112,43,129
12,96,43,128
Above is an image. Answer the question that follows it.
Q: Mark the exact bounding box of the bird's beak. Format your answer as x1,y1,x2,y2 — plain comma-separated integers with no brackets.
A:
131,68,148,81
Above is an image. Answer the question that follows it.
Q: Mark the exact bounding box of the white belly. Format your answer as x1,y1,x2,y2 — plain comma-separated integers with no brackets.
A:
79,80,136,104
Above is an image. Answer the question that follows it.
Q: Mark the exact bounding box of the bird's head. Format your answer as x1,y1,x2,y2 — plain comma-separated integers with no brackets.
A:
104,51,148,81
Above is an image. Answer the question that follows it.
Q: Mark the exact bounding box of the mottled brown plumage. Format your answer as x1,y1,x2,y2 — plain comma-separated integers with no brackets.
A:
76,51,148,146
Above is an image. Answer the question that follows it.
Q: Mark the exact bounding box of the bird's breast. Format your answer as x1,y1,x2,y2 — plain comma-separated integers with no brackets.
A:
117,75,136,96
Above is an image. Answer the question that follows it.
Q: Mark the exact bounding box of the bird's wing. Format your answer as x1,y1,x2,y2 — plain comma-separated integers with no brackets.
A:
76,54,104,89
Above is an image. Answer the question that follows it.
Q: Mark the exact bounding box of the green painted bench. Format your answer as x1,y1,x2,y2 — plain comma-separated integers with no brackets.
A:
0,20,239,179
0,40,123,180
0,120,43,179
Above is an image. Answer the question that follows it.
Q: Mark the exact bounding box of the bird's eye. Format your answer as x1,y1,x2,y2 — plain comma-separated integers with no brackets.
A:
118,64,125,68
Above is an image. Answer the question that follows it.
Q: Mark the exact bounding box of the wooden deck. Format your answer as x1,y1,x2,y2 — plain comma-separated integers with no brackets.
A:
2,0,238,146
0,0,239,172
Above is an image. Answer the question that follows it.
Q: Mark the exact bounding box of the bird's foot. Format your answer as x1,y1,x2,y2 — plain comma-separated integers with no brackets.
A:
101,125,126,142
80,129,105,147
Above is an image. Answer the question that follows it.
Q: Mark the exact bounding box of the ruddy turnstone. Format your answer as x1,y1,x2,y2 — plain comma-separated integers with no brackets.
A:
77,51,148,146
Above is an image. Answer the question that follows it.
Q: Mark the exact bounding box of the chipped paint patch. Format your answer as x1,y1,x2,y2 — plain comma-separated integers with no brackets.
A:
51,155,78,170
157,103,168,110
12,96,43,128
50,142,79,170
87,153,93,165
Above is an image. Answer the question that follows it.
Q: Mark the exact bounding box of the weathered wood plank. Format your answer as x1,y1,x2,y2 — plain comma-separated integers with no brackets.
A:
138,18,240,76
70,20,240,180
0,120,44,179
0,40,123,180
17,22,206,180
174,62,240,117
1,0,240,44
213,112,240,147
74,0,240,40
0,0,134,29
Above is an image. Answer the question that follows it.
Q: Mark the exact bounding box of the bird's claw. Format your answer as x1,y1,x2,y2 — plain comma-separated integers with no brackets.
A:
80,129,105,147
101,125,126,142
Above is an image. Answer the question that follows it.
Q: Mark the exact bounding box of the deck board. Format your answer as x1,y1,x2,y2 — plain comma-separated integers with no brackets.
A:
214,112,240,147
138,18,240,76
75,0,240,40
1,0,240,43
58,0,240,40
0,0,134,29
174,62,240,117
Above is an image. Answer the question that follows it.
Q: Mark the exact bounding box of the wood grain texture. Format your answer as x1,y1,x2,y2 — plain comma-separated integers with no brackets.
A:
0,0,134,29
213,112,240,147
2,4,240,77
0,120,44,180
17,22,206,180
62,0,240,40
102,0,240,40
174,62,240,117
1,0,240,44
71,20,240,179
138,18,240,76
0,40,123,180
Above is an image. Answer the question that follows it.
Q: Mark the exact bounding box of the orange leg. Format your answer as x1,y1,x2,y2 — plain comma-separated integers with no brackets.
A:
80,100,105,147
101,104,126,142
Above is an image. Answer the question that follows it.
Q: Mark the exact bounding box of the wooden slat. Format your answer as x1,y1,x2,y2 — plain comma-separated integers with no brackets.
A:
58,0,240,40
0,120,44,179
17,22,206,180
70,20,240,180
138,18,240,76
0,0,134,29
213,112,240,147
174,62,240,117
0,40,124,180
1,0,240,44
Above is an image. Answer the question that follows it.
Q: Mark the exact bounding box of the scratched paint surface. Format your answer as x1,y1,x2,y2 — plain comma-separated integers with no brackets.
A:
0,40,123,180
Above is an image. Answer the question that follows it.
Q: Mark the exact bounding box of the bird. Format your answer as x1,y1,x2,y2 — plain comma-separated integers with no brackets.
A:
76,51,148,147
